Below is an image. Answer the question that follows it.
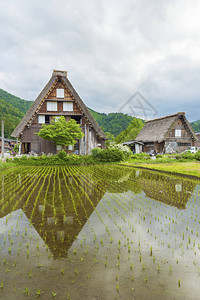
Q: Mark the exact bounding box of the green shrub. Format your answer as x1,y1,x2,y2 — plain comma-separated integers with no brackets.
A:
109,143,131,159
92,148,123,162
57,150,67,160
92,148,103,157
195,150,200,161
131,153,150,160
175,152,195,160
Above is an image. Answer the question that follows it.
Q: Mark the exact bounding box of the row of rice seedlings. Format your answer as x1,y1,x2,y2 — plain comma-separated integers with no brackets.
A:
51,167,58,222
57,167,67,219
29,167,51,222
14,167,48,215
1,167,45,212
61,167,81,227
70,167,106,227
0,166,29,195
66,167,89,220
41,167,54,224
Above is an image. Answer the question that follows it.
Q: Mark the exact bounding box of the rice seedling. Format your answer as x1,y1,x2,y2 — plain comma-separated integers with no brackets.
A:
23,287,30,296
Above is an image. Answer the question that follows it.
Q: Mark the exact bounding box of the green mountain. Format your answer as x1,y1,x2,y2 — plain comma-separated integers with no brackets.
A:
0,89,33,138
88,108,134,136
191,120,200,133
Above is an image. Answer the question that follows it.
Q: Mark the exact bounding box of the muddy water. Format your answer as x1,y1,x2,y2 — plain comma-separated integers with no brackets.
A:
0,165,200,299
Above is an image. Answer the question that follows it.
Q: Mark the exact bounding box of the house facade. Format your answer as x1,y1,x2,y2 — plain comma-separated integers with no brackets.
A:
11,70,106,155
122,140,143,153
0,138,17,153
195,132,200,149
135,112,197,154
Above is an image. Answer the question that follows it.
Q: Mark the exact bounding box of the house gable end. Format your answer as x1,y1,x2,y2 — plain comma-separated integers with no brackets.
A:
11,71,106,139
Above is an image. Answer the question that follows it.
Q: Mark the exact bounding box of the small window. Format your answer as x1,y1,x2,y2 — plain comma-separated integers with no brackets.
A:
175,184,182,192
56,88,64,98
47,101,57,111
175,129,181,137
45,115,50,124
38,115,45,124
68,145,73,151
63,102,73,111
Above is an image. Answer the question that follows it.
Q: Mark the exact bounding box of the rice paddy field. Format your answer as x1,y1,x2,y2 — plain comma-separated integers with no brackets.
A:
0,165,200,299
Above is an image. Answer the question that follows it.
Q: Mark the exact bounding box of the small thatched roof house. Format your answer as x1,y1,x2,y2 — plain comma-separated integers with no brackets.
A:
135,112,197,153
11,70,106,155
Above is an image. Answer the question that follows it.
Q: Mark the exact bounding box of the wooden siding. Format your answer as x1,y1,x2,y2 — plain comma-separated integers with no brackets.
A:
13,71,106,155
47,81,74,101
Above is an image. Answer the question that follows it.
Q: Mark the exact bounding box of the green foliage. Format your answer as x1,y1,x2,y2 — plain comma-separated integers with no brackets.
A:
88,108,135,137
8,147,126,166
105,132,115,148
195,150,200,161
36,117,84,146
115,118,144,143
0,89,33,138
91,148,103,157
13,144,19,153
57,150,67,160
109,143,131,159
92,148,123,162
7,154,96,166
191,120,200,133
175,152,196,161
131,153,150,160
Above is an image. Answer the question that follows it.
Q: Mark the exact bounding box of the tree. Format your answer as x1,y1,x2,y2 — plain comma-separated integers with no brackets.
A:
105,131,115,148
36,116,84,147
115,118,144,144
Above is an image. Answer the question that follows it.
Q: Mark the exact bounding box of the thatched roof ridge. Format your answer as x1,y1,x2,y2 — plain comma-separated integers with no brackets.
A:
11,71,106,139
145,112,185,123
135,112,197,143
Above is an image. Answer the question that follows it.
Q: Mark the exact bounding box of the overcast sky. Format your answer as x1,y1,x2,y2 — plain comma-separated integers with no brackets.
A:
0,0,200,121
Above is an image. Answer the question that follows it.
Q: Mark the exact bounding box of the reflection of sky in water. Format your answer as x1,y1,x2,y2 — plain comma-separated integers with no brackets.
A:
0,209,52,256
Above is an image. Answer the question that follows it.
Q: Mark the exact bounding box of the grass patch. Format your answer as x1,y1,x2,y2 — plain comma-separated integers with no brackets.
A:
123,162,200,178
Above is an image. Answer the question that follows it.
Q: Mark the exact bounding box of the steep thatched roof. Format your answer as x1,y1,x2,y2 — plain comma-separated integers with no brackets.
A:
135,112,197,143
11,70,106,139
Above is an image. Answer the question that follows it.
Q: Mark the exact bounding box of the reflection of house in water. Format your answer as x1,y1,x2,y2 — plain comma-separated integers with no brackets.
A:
137,170,197,209
0,168,106,259
0,165,198,261
95,165,197,210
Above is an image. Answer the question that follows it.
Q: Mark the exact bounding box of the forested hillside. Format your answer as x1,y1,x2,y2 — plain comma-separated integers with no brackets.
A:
0,89,33,138
191,120,200,133
88,108,134,136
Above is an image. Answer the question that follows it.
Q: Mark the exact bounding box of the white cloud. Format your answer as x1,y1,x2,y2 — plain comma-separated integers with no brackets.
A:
0,0,200,120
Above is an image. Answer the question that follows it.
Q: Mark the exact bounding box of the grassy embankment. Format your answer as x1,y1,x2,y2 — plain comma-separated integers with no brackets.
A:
121,153,200,178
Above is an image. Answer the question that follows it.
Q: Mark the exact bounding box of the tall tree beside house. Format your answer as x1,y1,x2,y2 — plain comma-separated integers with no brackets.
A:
115,118,144,144
36,116,84,147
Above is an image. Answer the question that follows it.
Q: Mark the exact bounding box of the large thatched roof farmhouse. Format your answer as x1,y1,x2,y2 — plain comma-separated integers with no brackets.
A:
135,112,197,154
11,70,106,155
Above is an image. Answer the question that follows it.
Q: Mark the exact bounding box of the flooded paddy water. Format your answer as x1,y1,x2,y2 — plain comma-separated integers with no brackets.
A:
0,164,200,299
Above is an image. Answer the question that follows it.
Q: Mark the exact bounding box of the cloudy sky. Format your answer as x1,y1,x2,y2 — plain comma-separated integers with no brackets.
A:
0,0,200,121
